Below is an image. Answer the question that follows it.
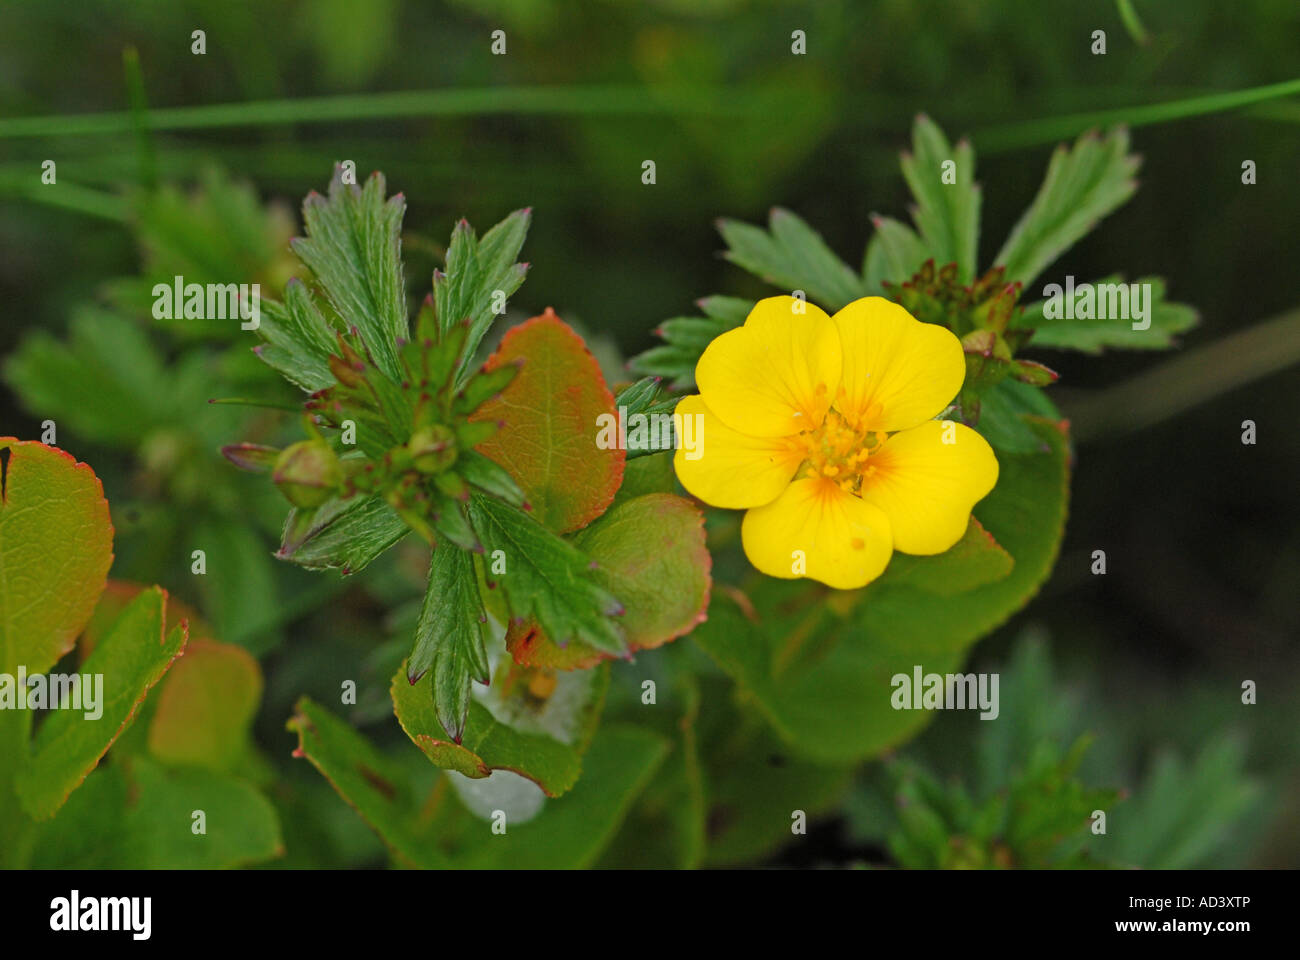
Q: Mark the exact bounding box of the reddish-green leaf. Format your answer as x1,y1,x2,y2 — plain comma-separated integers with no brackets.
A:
508,493,711,670
148,640,263,772
470,310,624,534
0,439,113,676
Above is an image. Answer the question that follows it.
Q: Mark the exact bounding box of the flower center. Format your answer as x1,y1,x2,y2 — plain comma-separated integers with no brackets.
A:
795,406,882,495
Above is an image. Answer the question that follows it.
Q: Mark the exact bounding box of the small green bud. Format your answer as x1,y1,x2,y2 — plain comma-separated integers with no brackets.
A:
273,439,342,508
408,424,458,474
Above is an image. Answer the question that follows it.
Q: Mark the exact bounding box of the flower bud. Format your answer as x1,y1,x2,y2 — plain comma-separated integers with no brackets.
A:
273,439,342,508
408,424,458,474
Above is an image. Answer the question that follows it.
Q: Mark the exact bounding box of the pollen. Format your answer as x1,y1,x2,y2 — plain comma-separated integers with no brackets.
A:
796,408,882,494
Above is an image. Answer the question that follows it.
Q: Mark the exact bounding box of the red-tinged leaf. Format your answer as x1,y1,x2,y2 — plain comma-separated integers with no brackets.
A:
0,439,113,676
470,309,624,534
147,640,263,773
79,579,207,659
508,493,711,670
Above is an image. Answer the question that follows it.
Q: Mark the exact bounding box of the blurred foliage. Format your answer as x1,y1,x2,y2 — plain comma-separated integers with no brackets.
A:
1,0,1297,867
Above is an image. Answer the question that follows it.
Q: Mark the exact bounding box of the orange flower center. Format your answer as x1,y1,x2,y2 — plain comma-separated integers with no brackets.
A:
795,403,883,496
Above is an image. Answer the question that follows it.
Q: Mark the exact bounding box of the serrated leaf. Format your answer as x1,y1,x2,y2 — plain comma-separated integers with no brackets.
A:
899,115,981,282
391,660,608,797
0,439,114,677
1014,275,1198,353
17,588,187,820
292,170,407,381
994,128,1141,287
719,208,865,310
471,310,624,534
147,640,262,773
691,418,1070,764
278,493,408,574
507,493,710,670
467,492,626,655
252,278,339,391
407,545,488,742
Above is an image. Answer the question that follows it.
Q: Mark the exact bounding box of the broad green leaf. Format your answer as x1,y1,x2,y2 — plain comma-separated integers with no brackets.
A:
406,544,489,743
467,492,626,655
471,310,624,534
862,216,930,294
974,377,1064,453
290,697,667,869
32,758,281,868
434,724,670,869
718,208,865,311
17,588,187,820
692,418,1070,764
899,115,981,282
147,640,262,773
880,518,1013,596
0,439,113,677
391,660,608,797
1014,275,1198,353
994,128,1140,287
278,492,408,574
612,450,676,506
507,493,710,670
291,169,407,381
287,697,444,868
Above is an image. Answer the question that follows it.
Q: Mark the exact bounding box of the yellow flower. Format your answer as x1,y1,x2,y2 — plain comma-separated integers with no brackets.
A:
673,295,999,590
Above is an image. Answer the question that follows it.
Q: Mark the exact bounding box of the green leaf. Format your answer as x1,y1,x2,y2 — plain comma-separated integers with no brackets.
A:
292,169,407,381
899,115,981,282
862,216,930,294
289,698,665,868
471,310,624,534
507,493,710,670
467,492,626,655
32,757,281,868
252,278,340,391
692,418,1070,764
278,492,408,575
993,128,1140,287
287,697,443,868
390,660,608,797
4,308,185,446
434,209,531,380
17,588,187,820
1014,275,1198,353
880,518,1014,595
406,545,489,742
0,439,114,677
718,208,865,311
974,377,1064,453
146,640,262,773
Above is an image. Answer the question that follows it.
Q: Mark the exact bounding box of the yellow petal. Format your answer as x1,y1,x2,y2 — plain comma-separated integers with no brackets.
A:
696,295,842,437
859,420,998,555
672,394,803,509
741,477,894,590
831,297,965,433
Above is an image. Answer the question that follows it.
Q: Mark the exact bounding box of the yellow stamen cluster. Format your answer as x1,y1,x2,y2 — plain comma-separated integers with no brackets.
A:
796,393,882,495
